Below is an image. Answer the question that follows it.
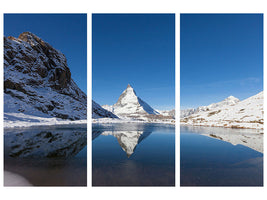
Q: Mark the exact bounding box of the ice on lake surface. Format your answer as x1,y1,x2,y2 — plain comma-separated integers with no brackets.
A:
180,125,263,186
92,123,175,186
4,124,87,186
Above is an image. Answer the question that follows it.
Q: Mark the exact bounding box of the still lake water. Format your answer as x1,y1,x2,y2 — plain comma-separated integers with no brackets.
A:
180,126,263,186
92,123,175,186
4,124,87,186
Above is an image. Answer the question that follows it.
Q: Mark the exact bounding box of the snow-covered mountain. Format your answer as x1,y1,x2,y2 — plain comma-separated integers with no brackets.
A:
180,96,240,118
181,92,264,129
4,32,87,120
197,96,240,112
92,100,118,119
102,84,159,119
180,108,196,118
157,109,175,119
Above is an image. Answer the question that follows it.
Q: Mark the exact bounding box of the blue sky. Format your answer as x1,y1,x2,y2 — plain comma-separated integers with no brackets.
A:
4,14,87,93
181,14,263,109
93,14,175,110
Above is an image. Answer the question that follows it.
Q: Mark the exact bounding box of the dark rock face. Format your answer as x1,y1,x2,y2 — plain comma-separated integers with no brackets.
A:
4,32,87,120
5,32,71,91
92,100,118,119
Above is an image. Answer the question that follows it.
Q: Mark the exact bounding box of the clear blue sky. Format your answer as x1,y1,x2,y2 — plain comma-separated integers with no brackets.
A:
93,14,175,110
181,14,263,109
4,14,87,93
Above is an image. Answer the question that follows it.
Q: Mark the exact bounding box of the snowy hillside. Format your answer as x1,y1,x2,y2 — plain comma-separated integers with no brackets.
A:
180,96,240,118
157,109,175,119
92,100,118,119
181,92,264,129
180,108,196,118
4,32,87,122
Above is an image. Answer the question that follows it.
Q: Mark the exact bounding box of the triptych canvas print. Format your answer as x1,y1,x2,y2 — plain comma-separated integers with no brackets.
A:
3,13,263,187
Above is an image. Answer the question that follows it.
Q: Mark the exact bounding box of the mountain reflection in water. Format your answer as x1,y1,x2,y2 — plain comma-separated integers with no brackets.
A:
92,123,175,186
180,125,263,186
93,129,151,157
4,124,87,186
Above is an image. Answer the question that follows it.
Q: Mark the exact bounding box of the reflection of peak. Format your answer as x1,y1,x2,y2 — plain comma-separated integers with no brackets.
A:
92,129,103,140
102,130,151,158
138,131,152,144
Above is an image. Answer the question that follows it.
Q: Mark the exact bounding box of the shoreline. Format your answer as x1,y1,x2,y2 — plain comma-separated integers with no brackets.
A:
4,116,175,129
180,122,264,130
4,121,87,129
4,112,87,129
92,118,175,126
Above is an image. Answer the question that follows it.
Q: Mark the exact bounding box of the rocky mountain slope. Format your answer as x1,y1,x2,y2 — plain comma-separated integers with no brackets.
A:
4,32,87,120
181,92,264,129
92,100,118,119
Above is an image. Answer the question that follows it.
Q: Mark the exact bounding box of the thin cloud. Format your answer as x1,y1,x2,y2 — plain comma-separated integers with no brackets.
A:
181,77,262,89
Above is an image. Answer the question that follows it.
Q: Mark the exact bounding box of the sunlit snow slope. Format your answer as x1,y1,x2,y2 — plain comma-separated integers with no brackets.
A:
181,92,263,129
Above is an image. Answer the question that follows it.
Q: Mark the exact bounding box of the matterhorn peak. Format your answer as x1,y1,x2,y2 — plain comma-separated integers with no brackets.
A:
112,84,159,117
125,84,136,94
121,84,137,97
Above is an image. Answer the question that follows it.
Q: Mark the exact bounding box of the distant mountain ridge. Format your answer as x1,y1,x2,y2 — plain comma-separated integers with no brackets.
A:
4,32,87,120
157,109,175,119
181,92,263,129
181,95,240,118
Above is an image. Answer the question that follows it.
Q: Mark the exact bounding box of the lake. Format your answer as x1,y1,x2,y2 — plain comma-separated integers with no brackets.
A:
92,123,175,186
180,125,263,186
4,124,87,186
